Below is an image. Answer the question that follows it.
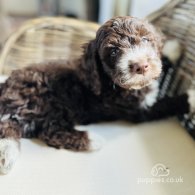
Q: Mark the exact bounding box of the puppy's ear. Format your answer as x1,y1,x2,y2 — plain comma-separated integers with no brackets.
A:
80,40,101,95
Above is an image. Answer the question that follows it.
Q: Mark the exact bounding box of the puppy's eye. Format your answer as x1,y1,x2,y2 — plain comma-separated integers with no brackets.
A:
110,48,119,57
142,37,150,43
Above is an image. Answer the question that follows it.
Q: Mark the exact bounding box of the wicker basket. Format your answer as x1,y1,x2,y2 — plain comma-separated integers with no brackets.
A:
147,0,195,95
0,17,99,75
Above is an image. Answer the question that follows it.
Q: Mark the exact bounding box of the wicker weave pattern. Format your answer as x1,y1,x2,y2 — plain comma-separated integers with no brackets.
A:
0,17,99,75
148,0,195,95
147,0,195,136
1,4,195,92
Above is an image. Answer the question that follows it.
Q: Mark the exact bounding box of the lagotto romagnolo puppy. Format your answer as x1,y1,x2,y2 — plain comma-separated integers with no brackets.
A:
0,16,194,174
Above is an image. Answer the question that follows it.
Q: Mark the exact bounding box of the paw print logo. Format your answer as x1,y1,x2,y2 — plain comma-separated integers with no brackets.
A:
151,163,170,177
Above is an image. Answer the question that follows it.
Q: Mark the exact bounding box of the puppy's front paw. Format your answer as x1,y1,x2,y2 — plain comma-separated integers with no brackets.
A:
187,89,195,112
0,139,20,174
88,132,105,151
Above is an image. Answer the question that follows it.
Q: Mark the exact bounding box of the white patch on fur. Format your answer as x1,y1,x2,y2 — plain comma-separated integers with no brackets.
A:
23,121,35,135
141,80,159,108
0,138,20,174
1,114,11,121
187,89,195,112
0,75,8,83
162,39,182,64
88,132,105,151
12,114,23,121
75,125,86,131
75,126,105,151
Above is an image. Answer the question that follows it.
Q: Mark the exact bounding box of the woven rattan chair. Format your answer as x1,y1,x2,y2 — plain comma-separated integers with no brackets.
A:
0,17,99,75
0,1,195,92
148,0,195,95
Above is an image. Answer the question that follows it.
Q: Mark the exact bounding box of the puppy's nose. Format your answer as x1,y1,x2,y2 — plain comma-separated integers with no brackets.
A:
129,63,149,74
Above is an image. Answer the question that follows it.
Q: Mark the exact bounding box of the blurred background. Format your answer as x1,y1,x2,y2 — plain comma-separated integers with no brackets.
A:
0,0,168,47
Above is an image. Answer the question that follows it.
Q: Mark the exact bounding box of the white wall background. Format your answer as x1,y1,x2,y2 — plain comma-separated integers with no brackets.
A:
1,0,168,22
98,0,168,23
1,0,39,15
0,0,87,18
130,0,168,18
59,0,87,19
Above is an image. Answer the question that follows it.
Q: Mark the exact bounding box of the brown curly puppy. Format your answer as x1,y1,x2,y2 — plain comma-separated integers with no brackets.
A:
0,16,192,174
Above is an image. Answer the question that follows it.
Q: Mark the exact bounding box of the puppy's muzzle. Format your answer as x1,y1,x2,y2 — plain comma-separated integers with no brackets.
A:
128,62,149,75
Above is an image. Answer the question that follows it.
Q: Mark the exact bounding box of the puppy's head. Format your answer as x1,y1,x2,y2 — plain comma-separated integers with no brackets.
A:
95,16,163,90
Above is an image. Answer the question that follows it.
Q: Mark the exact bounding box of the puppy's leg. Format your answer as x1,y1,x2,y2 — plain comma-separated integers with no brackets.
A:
0,138,20,174
38,123,103,151
0,120,21,174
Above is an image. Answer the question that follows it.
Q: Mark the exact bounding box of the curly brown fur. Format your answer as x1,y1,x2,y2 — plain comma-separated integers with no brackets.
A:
0,16,190,154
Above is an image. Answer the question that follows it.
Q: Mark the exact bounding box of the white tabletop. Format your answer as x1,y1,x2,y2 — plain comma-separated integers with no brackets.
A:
0,118,194,195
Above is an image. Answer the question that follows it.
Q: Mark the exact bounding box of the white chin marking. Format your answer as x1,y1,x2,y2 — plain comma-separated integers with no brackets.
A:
120,78,152,90
0,138,20,174
88,132,105,151
129,82,150,90
130,86,143,90
187,89,195,112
